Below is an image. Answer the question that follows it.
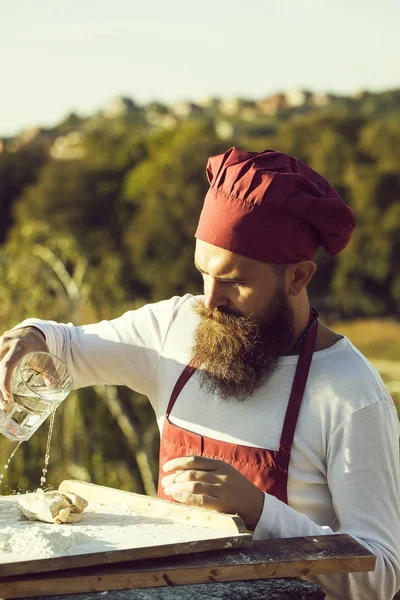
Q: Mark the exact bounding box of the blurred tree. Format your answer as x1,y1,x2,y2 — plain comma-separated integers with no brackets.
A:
10,125,148,320
0,141,47,243
121,120,231,300
332,164,400,316
359,120,400,171
56,112,85,136
0,223,87,326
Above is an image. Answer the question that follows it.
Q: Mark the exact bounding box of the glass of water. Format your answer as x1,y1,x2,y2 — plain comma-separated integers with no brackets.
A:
0,352,73,442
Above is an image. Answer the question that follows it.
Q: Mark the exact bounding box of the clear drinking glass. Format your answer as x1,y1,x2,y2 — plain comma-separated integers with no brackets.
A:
0,352,73,442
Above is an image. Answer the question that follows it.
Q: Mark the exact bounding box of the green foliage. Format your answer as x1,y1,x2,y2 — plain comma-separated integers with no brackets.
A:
121,120,230,300
0,141,47,243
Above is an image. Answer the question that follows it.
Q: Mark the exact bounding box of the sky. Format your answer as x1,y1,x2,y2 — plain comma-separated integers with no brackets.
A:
1,0,399,136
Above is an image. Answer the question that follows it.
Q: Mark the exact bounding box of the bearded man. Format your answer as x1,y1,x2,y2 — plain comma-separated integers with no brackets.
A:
0,148,399,600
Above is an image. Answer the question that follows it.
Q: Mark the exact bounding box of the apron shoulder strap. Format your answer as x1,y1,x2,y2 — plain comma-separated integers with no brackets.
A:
279,319,318,455
165,358,198,417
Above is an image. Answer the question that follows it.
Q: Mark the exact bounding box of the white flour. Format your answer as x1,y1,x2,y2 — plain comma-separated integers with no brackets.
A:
0,494,227,563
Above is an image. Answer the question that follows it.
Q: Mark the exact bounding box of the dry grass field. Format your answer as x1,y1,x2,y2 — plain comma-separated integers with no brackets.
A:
331,319,400,416
332,319,400,361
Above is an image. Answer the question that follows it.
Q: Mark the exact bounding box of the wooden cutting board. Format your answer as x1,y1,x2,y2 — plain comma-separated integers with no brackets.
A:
0,534,376,599
0,480,252,578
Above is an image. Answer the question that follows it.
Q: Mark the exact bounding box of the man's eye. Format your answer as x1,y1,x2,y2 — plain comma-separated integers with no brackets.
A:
230,281,244,288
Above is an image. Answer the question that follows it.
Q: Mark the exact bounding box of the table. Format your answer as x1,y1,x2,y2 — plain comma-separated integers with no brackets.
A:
0,534,375,599
19,578,327,599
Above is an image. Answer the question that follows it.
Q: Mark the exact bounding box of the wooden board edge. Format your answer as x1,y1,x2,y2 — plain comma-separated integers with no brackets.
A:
58,480,249,534
0,555,377,599
0,532,252,579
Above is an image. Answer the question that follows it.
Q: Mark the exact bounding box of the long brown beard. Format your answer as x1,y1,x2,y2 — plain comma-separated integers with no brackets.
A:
191,288,294,402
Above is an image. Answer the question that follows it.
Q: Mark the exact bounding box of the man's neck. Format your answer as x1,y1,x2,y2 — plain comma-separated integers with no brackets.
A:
314,321,343,352
290,303,342,355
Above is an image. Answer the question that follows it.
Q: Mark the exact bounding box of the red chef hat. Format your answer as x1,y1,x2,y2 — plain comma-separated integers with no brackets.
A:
195,147,356,263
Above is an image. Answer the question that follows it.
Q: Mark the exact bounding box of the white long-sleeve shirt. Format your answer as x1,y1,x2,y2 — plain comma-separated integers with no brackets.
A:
16,294,400,600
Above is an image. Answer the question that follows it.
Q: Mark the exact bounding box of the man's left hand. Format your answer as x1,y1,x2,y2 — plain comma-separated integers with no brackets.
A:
160,456,264,530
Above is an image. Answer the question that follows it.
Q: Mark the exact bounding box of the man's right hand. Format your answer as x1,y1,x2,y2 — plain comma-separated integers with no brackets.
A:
0,327,49,410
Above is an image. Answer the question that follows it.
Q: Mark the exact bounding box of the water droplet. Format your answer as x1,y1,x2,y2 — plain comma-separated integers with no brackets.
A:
39,409,57,488
0,442,22,487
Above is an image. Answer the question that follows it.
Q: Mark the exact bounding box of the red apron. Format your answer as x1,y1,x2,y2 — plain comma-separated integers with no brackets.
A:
158,316,318,505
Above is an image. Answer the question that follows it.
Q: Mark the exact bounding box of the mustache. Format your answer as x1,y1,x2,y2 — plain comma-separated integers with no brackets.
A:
193,298,249,325
192,298,261,352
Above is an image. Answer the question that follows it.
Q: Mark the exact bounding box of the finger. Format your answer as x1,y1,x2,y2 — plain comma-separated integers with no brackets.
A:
162,456,222,473
0,390,7,411
164,489,221,510
0,338,34,393
0,348,20,409
163,480,222,498
163,481,215,498
0,333,13,363
27,352,59,388
161,469,223,488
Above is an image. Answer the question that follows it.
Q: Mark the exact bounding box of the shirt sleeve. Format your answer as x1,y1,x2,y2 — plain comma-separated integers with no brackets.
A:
253,399,400,600
13,295,190,398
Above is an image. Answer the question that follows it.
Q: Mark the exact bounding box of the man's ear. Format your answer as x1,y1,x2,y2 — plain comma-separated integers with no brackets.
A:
287,261,317,296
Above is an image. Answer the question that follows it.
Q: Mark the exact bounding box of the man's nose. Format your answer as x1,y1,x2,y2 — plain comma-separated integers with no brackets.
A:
203,278,229,310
